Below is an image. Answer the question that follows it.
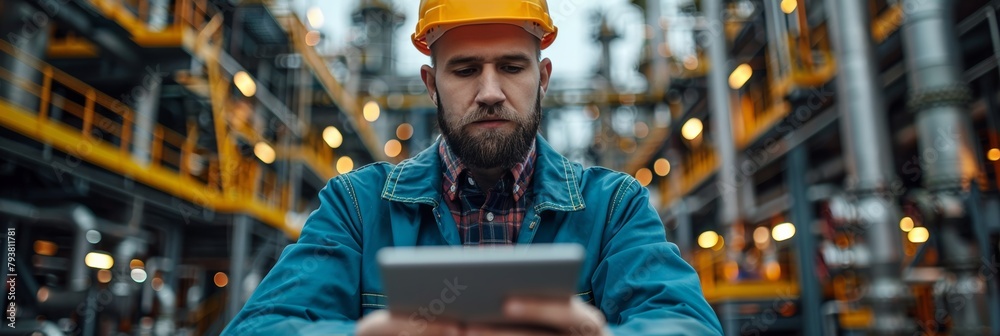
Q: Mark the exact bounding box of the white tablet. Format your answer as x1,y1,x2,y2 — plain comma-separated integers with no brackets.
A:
376,243,584,324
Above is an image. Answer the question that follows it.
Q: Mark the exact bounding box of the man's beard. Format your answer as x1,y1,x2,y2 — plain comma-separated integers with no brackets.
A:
437,88,542,170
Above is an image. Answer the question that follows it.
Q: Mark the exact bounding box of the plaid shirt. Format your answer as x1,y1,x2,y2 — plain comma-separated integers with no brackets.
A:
439,139,536,245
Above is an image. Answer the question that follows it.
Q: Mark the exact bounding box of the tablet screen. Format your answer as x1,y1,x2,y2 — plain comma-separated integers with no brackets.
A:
376,244,584,324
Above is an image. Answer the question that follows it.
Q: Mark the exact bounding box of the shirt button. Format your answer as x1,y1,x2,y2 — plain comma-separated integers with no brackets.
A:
449,184,456,193
513,185,520,193
467,177,475,185
486,212,495,222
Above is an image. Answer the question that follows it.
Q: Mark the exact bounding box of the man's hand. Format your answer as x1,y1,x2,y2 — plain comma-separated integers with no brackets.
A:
356,310,461,336
464,297,610,336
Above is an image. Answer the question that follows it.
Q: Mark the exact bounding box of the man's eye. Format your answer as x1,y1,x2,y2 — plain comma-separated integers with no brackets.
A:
454,68,476,76
501,65,524,73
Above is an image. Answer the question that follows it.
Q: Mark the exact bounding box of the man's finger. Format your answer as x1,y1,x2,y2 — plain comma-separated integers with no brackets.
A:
502,297,584,331
465,324,559,336
356,310,461,336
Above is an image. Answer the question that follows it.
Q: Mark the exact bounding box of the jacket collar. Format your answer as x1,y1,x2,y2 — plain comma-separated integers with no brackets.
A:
381,134,585,212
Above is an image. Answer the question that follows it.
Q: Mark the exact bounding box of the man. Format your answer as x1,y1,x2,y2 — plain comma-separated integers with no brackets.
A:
223,1,722,335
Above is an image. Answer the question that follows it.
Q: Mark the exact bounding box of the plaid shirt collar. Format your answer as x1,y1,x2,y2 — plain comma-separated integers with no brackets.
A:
439,138,536,202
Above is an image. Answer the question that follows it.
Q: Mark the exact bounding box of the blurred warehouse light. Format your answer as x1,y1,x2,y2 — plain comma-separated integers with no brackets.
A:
654,158,671,176
753,226,770,245
899,217,915,232
152,277,164,291
131,269,148,283
130,259,144,269
635,168,652,186
780,0,797,14
729,63,753,89
363,101,381,122
772,222,796,242
37,287,49,303
681,118,703,140
305,30,321,47
85,252,114,269
988,148,1000,161
85,230,101,244
337,157,354,174
698,231,720,249
765,261,782,280
385,140,402,158
254,142,276,164
97,269,112,283
34,240,57,256
323,126,343,148
234,71,257,97
397,123,414,141
908,227,930,243
214,272,229,288
306,7,324,29
683,55,699,70
634,121,649,138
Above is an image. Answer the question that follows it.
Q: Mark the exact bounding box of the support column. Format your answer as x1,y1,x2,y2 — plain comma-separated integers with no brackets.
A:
704,0,740,231
227,215,251,322
826,0,910,334
0,0,48,111
147,0,170,31
901,0,988,334
787,145,821,336
132,72,162,165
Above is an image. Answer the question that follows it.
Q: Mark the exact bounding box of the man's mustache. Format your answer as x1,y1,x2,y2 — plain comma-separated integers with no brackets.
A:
462,105,519,125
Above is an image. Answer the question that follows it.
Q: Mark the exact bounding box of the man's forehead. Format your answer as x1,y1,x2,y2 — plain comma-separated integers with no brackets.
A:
432,24,539,60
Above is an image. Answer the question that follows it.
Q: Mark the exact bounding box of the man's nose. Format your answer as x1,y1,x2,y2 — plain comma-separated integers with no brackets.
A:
475,68,506,107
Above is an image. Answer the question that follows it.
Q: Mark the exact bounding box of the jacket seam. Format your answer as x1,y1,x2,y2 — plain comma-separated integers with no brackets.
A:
607,176,636,226
338,175,364,225
381,161,403,199
562,158,580,209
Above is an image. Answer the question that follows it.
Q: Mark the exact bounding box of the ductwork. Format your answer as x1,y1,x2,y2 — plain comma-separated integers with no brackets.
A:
825,0,910,333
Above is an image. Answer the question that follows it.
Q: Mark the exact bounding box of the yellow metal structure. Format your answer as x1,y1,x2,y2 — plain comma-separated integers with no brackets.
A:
0,36,300,237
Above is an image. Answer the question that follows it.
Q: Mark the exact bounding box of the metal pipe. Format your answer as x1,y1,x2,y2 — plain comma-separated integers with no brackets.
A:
704,0,740,228
227,215,251,322
901,0,988,333
825,0,910,333
0,200,96,291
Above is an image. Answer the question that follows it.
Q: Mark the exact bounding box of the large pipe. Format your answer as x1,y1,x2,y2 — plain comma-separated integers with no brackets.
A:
704,0,740,230
825,0,910,334
0,200,96,292
900,0,988,333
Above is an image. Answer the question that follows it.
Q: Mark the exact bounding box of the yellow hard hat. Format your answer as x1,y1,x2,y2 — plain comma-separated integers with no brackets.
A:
411,0,558,56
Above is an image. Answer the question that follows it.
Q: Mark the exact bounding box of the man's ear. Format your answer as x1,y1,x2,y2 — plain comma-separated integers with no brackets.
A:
420,64,437,106
539,58,552,98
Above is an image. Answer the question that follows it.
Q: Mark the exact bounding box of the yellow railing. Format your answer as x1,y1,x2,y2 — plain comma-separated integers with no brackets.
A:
693,250,800,303
661,145,718,206
0,38,298,238
85,0,215,47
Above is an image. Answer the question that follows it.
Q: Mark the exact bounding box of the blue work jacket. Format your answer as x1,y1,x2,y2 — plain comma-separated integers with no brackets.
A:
222,135,722,335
